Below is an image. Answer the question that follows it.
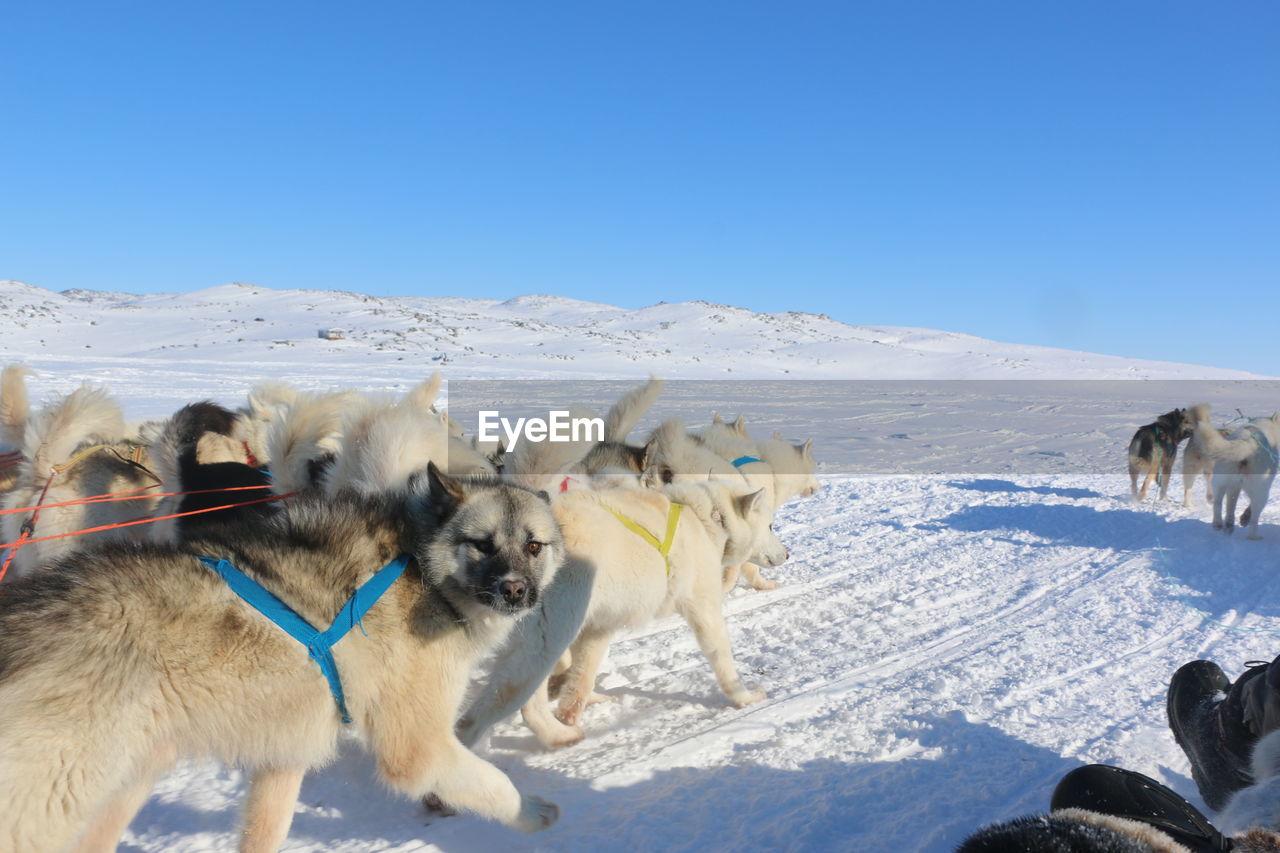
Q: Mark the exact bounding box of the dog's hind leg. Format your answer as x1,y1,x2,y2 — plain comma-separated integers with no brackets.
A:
1159,452,1176,501
1224,488,1240,535
676,599,765,708
1244,489,1266,540
239,767,305,853
1129,461,1140,501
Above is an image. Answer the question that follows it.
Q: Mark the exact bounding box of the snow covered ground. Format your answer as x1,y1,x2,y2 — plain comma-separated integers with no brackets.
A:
3,281,1280,851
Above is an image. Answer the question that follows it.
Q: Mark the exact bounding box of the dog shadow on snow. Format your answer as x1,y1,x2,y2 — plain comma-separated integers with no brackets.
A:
946,478,1106,501
122,713,1122,853
924,497,1280,624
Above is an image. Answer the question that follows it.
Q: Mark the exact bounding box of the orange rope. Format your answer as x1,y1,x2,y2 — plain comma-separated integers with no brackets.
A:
0,492,296,555
0,484,273,516
0,467,59,583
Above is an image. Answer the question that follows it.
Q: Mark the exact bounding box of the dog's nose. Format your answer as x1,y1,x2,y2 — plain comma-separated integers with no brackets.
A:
499,578,527,605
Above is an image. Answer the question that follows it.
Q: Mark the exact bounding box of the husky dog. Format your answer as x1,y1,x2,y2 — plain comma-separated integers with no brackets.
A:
1182,403,1229,508
1128,408,1192,502
1192,406,1280,539
0,364,33,495
1,385,159,580
759,431,821,502
461,477,788,751
0,464,563,851
147,401,274,545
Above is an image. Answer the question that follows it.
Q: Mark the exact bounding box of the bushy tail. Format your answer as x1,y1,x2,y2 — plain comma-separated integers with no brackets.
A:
1196,420,1262,463
323,395,450,494
604,377,662,442
401,372,444,414
0,363,33,451
24,386,124,473
503,405,600,493
1187,402,1212,426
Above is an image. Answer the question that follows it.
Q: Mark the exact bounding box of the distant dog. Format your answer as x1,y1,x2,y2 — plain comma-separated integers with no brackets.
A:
147,400,273,545
460,477,788,751
1128,408,1192,502
1192,406,1280,539
0,464,563,851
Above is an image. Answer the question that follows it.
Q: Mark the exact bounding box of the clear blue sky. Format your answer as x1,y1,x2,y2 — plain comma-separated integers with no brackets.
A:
3,1,1277,373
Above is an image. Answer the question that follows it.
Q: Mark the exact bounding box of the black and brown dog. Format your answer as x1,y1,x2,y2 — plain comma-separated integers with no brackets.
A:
1128,408,1193,502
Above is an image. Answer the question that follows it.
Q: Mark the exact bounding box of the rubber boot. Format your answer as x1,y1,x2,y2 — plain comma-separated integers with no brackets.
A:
1167,659,1271,811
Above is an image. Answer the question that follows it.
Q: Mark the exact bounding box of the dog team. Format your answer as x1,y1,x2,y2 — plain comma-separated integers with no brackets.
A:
0,365,820,851
1128,402,1280,538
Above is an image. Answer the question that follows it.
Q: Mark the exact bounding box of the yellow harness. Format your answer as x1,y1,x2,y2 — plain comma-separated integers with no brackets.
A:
606,503,683,575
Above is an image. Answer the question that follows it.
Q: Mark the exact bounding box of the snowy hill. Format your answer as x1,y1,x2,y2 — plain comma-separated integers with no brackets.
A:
2,280,1279,852
0,280,1259,402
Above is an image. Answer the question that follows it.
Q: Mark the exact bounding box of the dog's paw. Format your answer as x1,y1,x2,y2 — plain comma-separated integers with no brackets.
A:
585,691,616,706
422,793,457,817
730,687,767,708
540,725,585,750
514,795,560,832
750,576,779,591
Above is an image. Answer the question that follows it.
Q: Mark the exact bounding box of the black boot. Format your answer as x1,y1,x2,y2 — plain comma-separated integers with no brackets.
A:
1167,659,1264,811
1050,764,1232,852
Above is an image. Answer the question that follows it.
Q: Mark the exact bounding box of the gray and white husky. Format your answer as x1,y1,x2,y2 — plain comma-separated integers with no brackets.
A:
0,464,563,851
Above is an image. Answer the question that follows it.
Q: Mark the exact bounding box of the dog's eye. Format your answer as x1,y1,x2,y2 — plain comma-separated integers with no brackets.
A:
467,538,496,555
526,541,543,557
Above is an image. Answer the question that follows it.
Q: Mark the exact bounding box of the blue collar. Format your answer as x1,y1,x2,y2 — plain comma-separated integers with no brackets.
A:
731,455,762,467
197,552,411,724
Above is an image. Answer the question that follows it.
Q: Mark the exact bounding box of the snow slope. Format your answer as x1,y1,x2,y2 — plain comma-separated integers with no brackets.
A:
2,281,1279,852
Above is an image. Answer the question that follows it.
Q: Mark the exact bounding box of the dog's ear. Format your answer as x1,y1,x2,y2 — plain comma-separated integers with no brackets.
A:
800,439,814,461
732,415,746,436
735,489,765,517
713,412,724,424
425,461,466,510
773,430,783,440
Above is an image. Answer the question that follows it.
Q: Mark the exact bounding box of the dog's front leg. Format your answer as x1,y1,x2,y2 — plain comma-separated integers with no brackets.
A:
677,600,765,708
520,676,585,749
554,627,614,727
455,557,594,749
73,742,177,853
240,767,305,853
738,562,778,591
377,730,558,832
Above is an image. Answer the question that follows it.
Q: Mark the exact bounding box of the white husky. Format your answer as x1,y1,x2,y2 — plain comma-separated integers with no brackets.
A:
458,477,788,751
1191,403,1280,539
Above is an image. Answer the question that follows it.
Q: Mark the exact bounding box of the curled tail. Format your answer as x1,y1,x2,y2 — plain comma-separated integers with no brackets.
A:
604,377,662,442
1196,420,1264,463
265,392,352,494
1,364,34,452
24,386,124,473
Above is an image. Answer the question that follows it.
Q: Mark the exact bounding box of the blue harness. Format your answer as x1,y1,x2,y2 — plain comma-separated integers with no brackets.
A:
197,552,411,724
731,455,762,467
